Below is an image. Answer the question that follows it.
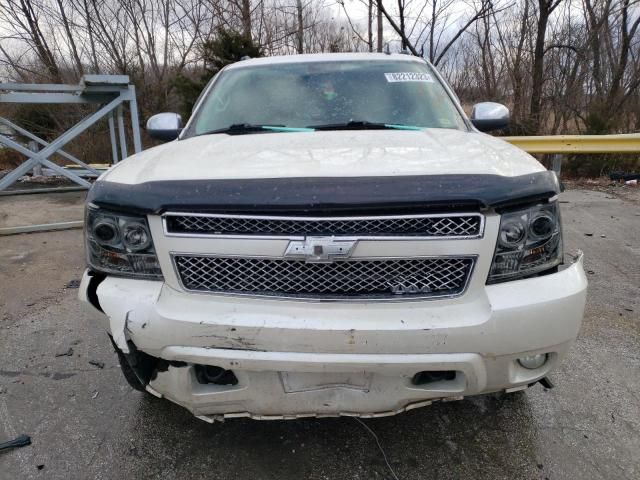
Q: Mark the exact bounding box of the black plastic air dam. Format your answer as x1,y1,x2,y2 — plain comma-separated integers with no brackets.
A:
87,171,560,215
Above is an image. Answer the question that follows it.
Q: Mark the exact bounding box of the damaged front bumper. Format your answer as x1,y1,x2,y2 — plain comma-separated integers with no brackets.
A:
79,254,587,421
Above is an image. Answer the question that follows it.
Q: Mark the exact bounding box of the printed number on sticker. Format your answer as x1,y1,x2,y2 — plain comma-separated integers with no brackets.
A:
384,72,434,83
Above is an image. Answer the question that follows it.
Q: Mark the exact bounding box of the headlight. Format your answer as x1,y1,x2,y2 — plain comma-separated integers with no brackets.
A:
487,201,562,283
85,206,163,279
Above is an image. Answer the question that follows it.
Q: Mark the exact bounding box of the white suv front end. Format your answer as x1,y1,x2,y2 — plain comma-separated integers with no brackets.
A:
79,53,587,421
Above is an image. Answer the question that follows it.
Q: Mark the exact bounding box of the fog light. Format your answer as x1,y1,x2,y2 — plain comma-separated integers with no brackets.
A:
518,354,547,369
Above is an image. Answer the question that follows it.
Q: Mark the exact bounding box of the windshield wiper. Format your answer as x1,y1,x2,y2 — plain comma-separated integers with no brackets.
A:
197,124,314,136
197,121,421,136
307,121,423,131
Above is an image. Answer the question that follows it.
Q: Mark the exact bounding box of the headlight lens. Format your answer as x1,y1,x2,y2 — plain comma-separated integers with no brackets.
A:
85,206,163,278
487,201,562,283
499,218,527,246
122,222,152,251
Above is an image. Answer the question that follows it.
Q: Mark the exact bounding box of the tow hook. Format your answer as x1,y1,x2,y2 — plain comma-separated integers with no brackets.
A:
538,376,555,389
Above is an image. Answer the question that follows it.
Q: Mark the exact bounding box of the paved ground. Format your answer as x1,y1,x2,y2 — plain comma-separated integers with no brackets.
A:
0,189,84,229
0,188,638,480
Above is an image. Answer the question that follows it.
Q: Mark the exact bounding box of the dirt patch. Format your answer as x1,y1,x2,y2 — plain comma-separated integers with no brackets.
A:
0,191,86,228
564,177,640,205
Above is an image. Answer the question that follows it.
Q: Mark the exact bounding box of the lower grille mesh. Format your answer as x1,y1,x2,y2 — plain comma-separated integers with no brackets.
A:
174,256,474,299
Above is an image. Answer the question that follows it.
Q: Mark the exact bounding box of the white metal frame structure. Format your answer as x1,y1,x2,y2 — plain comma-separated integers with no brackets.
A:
0,74,142,192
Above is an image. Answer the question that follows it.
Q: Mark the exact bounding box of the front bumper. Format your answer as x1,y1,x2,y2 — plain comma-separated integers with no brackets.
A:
80,254,587,420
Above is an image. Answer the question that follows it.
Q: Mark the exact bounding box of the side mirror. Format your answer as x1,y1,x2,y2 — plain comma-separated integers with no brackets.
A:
146,112,183,141
470,102,509,132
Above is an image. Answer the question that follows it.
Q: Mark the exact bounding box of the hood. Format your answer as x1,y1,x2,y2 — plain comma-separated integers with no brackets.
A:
102,129,544,185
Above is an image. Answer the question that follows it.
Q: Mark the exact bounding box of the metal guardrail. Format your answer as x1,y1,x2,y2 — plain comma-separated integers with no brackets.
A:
502,133,640,154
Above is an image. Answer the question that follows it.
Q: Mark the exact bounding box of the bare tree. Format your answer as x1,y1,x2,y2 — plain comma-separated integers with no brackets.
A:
375,0,497,65
1,0,62,80
528,0,565,133
296,0,304,53
0,0,638,141
376,2,383,51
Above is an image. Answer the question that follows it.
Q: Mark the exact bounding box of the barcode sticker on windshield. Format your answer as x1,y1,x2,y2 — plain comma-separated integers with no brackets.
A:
384,72,434,83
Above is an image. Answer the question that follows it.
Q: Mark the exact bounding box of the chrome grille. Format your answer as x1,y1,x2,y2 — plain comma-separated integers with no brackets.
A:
174,256,475,299
165,213,482,238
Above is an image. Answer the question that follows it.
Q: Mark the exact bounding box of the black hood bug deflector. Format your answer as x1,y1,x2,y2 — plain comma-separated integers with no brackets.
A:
87,171,560,215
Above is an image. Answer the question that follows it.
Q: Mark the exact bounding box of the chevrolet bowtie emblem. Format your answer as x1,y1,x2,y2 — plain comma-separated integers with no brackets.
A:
284,237,358,263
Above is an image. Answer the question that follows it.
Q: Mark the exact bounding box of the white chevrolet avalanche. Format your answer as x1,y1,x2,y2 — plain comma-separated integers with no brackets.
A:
79,53,587,422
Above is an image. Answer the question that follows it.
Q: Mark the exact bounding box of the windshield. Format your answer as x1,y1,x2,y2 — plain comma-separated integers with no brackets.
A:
184,60,467,137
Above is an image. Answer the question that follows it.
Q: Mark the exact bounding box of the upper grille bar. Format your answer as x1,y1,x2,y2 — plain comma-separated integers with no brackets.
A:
164,213,484,239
